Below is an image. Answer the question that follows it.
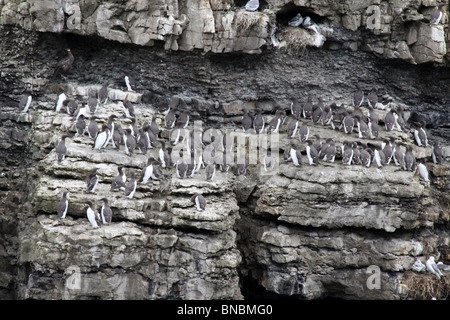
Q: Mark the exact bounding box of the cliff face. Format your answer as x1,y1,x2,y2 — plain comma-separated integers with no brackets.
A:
0,0,449,300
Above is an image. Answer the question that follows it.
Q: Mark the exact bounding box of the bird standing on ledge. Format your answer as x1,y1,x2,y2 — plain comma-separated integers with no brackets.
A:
54,48,74,79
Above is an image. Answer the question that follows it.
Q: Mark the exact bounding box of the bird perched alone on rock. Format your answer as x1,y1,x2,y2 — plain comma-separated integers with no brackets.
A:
417,160,430,183
124,75,136,92
111,166,126,192
54,48,74,78
430,3,446,25
19,92,32,113
125,169,137,199
353,85,364,107
57,191,69,219
244,0,259,11
191,193,206,211
55,134,69,162
86,168,99,193
98,82,109,105
431,141,444,164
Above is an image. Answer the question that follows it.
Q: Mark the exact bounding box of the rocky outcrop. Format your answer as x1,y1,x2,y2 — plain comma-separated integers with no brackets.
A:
1,0,449,63
0,18,449,299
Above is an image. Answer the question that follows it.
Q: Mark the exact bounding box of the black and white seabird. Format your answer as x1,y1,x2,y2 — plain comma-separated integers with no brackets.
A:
219,151,231,172
112,124,123,150
298,122,309,143
321,104,333,126
65,99,78,116
165,106,177,129
354,115,370,139
360,148,372,168
305,140,319,165
84,201,100,229
242,108,253,132
351,142,361,165
123,128,137,156
124,75,136,92
149,117,160,138
87,116,99,140
205,161,216,181
100,198,113,224
55,92,67,112
56,134,69,162
244,0,259,11
430,3,446,25
125,169,137,199
382,137,396,165
98,82,108,105
176,110,190,129
137,128,148,155
312,134,322,154
122,99,136,119
267,110,283,133
321,139,336,163
87,95,99,114
73,102,90,121
176,149,188,179
417,160,430,183
263,149,275,172
404,145,416,171
312,98,324,124
111,166,127,191
286,115,298,138
57,191,69,219
393,143,405,169
75,114,86,136
342,141,354,165
302,96,313,119
104,114,118,148
368,114,379,139
86,168,99,193
384,110,396,131
93,124,110,150
290,142,302,166
290,98,302,119
372,145,386,168
158,140,171,168
253,108,265,134
19,92,32,113
431,141,444,164
367,87,378,108
342,113,354,134
151,162,164,180
54,48,74,78
353,85,364,107
414,121,428,147
237,156,248,175
191,193,206,211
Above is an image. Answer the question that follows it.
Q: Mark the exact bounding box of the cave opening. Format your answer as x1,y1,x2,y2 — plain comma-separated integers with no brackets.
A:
275,3,327,27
